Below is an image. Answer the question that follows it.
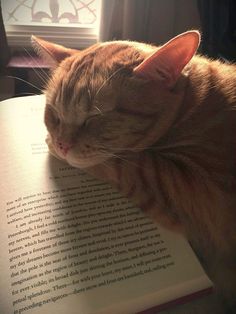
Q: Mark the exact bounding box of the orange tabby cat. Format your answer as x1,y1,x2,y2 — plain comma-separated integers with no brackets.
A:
32,31,236,309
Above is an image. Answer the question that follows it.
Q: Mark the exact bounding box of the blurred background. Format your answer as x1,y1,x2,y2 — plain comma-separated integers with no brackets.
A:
0,0,235,101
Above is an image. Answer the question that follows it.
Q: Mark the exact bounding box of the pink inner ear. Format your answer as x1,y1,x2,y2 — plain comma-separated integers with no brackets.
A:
134,31,200,87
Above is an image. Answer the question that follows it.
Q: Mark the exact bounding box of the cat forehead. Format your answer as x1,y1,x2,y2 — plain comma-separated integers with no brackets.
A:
45,40,153,117
46,104,90,129
45,78,116,124
49,40,156,85
99,40,155,53
58,40,155,69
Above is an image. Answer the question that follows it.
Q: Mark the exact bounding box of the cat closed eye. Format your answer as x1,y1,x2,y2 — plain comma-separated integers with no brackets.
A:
45,105,61,126
84,114,100,126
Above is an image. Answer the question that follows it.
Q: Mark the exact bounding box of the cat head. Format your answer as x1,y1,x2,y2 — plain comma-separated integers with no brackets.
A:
32,31,200,168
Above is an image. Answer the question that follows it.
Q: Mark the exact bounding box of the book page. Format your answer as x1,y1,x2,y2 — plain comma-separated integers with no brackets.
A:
0,95,211,314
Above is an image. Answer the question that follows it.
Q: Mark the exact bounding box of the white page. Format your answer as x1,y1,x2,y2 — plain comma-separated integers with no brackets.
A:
0,95,211,314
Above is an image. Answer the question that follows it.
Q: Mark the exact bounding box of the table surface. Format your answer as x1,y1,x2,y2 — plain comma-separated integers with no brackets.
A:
159,292,226,314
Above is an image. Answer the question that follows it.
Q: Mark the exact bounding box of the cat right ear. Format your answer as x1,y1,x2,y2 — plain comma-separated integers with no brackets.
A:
31,36,78,67
133,30,200,88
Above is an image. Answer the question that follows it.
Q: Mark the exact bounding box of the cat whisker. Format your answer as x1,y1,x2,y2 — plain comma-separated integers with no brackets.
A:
150,143,197,151
96,150,149,170
112,154,150,170
88,54,96,96
5,75,43,92
95,67,124,98
23,48,51,83
87,87,92,102
96,141,198,153
94,105,103,115
94,145,146,154
100,160,115,172
14,92,37,97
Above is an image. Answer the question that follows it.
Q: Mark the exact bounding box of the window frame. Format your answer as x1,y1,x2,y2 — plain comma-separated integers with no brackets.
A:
2,0,102,49
5,24,99,48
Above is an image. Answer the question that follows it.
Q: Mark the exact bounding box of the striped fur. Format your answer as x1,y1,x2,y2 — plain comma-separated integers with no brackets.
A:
34,34,236,307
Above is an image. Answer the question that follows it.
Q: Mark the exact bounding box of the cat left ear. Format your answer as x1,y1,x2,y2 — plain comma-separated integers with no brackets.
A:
31,36,79,67
134,30,200,88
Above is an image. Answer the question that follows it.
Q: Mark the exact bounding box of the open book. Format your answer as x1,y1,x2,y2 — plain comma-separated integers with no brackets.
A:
0,95,212,314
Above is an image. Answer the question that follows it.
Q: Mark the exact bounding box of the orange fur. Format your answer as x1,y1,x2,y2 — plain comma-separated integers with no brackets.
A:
33,32,236,307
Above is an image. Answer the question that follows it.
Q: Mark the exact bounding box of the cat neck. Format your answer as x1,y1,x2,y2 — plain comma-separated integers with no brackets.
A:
187,56,236,109
130,77,189,152
139,55,236,160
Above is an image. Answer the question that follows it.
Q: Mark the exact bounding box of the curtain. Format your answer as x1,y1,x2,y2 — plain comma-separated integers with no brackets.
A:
198,0,236,61
99,0,201,45
0,3,10,70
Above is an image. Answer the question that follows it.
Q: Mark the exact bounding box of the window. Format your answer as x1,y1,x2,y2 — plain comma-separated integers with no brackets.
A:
2,0,101,48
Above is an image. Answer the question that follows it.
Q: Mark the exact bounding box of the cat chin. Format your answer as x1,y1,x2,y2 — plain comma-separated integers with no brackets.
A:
66,155,108,169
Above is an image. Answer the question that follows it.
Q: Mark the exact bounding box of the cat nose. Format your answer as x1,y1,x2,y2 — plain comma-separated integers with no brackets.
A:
57,141,72,156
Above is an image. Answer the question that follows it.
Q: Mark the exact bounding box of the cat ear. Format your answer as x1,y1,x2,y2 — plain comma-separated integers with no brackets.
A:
133,30,200,87
31,36,78,67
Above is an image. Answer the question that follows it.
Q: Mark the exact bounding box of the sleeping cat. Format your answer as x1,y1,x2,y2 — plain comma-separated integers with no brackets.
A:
32,31,236,309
